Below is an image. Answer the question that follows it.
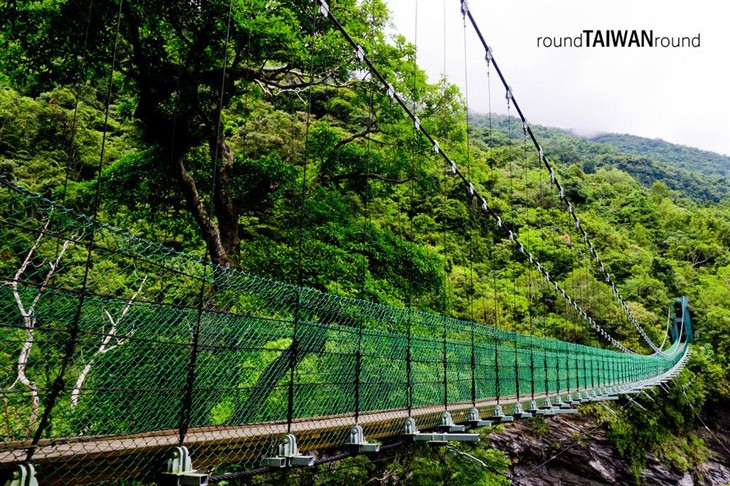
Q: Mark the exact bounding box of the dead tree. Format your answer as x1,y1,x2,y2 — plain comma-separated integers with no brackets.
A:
3,218,71,437
70,276,147,407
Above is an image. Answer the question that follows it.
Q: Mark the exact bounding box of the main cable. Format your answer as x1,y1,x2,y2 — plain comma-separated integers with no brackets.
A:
316,0,635,355
459,1,663,354
25,0,126,462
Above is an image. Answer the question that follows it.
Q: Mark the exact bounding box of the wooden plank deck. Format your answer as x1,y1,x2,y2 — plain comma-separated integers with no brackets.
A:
0,395,525,485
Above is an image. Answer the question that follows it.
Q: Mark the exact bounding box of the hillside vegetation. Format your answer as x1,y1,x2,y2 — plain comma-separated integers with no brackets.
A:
592,133,730,176
504,119,730,202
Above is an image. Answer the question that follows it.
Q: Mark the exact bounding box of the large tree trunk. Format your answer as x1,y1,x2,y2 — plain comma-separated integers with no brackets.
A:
123,5,237,268
174,156,233,267
172,138,242,268
212,138,240,267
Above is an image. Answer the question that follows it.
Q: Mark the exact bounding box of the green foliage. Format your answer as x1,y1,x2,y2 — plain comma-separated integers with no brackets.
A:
252,443,510,486
515,121,730,202
593,133,730,177
604,346,727,482
0,84,137,194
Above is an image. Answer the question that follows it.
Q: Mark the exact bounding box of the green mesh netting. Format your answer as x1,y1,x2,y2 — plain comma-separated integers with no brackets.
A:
0,176,687,484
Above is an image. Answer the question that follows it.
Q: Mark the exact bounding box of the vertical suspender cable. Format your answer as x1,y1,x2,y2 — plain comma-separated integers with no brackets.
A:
354,3,378,426
460,0,478,411
26,0,124,462
179,0,234,445
404,0,420,418
287,4,319,434
518,107,533,404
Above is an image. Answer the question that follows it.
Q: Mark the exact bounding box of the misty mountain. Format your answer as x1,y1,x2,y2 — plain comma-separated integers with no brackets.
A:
472,114,729,202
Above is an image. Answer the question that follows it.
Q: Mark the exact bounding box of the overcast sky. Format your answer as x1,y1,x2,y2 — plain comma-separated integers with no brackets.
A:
385,0,730,156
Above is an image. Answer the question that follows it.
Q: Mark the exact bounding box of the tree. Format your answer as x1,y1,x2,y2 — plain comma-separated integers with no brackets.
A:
3,217,71,437
0,0,378,266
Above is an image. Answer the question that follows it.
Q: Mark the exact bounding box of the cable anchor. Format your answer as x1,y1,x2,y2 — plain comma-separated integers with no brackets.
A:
261,434,314,468
490,404,514,424
159,446,209,486
346,425,380,453
512,402,533,419
466,407,492,427
439,411,466,433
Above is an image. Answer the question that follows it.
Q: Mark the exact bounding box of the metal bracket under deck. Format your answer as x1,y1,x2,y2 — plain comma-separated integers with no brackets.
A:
1,464,38,486
490,405,515,424
158,446,209,486
346,425,380,453
511,402,533,420
466,407,493,427
404,417,479,444
261,434,315,468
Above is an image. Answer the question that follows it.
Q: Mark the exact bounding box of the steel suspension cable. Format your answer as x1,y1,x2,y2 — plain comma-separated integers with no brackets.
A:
316,0,634,355
459,1,663,354
25,0,125,463
179,0,236,446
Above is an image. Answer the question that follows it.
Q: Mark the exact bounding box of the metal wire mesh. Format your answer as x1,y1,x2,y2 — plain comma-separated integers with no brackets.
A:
0,176,687,484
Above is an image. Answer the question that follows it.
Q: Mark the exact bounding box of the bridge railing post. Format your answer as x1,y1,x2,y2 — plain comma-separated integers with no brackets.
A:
513,339,520,405
611,357,616,387
176,264,211,448
564,345,571,398
543,348,550,398
586,350,596,390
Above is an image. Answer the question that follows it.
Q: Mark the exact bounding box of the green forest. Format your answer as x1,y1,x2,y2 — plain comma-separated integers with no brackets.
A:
0,1,728,484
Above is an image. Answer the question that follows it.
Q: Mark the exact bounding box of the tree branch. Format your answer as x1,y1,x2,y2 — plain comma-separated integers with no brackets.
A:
175,155,230,266
7,217,71,436
71,276,147,407
333,124,381,150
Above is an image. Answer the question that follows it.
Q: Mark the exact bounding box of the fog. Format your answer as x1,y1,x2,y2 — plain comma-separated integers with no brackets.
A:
385,0,730,156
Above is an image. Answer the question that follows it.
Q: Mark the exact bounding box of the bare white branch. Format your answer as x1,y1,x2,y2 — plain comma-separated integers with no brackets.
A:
6,217,72,436
71,276,147,407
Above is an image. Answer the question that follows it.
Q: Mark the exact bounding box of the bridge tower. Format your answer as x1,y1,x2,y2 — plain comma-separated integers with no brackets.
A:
671,296,694,343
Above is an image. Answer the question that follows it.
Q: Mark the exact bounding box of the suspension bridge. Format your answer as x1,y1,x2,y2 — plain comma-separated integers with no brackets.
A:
0,1,694,484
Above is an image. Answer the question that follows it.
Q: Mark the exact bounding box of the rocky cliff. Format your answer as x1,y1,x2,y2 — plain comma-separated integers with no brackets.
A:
489,409,730,485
